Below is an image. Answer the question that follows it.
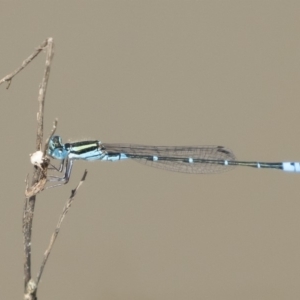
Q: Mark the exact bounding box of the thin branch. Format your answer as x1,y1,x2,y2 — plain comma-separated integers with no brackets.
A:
2,38,87,300
36,37,54,151
13,38,55,299
35,170,88,286
23,198,37,300
0,38,49,89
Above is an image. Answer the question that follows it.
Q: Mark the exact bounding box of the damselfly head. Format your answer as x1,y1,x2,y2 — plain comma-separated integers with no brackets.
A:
48,135,69,160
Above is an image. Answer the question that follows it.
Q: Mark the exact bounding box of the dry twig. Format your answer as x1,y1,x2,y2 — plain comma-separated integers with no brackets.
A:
13,37,54,300
1,38,87,300
36,170,88,286
0,39,49,89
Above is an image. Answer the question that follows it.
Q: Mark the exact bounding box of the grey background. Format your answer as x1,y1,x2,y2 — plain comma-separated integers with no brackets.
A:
0,1,300,299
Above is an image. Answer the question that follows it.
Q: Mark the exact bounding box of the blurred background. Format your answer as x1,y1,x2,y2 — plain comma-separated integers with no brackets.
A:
0,1,300,299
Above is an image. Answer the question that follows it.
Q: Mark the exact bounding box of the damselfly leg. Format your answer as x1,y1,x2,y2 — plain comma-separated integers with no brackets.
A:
47,158,74,188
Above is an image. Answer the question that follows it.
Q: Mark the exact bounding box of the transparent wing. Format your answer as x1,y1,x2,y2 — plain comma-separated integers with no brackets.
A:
101,143,236,174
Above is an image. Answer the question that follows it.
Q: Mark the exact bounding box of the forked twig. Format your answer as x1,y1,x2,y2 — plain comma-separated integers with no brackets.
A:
2,38,87,300
0,38,55,300
0,39,49,89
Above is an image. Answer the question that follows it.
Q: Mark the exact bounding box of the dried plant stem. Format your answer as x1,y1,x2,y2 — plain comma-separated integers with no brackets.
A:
0,37,54,300
36,170,88,286
0,39,49,89
1,38,87,300
21,39,54,300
